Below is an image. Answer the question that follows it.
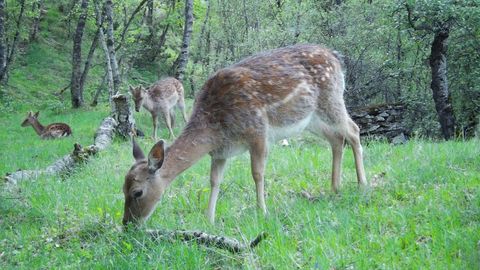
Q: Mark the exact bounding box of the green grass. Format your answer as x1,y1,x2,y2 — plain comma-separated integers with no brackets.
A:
1,103,479,269
0,3,479,268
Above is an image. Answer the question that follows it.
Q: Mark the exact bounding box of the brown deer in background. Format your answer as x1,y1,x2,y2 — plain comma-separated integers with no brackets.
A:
122,44,367,225
130,77,188,140
21,111,72,139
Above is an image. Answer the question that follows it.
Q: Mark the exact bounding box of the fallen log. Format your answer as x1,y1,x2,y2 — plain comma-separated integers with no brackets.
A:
4,117,117,184
147,229,268,253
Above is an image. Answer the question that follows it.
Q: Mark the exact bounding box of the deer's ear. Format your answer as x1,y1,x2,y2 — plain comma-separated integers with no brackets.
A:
34,111,39,118
129,85,134,93
132,138,145,162
147,140,165,172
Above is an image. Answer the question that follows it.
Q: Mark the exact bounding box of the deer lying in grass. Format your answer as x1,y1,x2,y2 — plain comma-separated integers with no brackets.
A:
21,111,72,139
130,77,188,140
122,44,367,225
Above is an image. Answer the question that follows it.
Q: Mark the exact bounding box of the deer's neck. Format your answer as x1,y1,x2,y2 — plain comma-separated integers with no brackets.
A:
30,119,45,136
142,92,156,112
157,125,215,183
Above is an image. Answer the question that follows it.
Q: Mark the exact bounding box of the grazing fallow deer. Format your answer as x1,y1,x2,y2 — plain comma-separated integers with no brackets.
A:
130,77,188,140
21,111,72,139
122,44,367,225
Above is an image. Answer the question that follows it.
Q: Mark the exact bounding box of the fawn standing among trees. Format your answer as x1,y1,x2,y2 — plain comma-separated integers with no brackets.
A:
122,44,367,225
130,77,188,140
21,111,72,139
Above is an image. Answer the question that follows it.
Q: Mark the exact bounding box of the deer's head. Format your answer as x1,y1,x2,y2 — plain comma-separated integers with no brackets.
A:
21,111,39,127
122,139,167,226
129,85,146,112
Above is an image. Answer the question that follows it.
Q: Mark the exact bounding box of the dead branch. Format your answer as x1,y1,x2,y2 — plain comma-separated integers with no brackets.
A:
54,83,71,97
4,117,117,184
147,229,268,253
405,3,432,31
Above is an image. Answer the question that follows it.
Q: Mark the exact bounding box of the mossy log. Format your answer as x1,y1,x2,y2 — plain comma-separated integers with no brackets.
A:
147,229,268,253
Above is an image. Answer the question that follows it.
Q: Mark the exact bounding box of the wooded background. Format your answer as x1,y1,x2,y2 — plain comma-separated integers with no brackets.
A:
0,0,479,139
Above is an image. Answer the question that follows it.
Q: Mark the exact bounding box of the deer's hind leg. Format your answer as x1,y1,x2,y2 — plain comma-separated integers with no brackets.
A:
177,97,188,123
161,108,175,139
345,118,367,187
151,114,158,141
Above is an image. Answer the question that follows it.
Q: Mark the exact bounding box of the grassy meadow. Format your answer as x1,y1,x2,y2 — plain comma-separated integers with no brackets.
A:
0,101,479,269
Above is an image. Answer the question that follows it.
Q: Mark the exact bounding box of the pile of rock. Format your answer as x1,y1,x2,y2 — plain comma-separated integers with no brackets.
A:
349,103,409,144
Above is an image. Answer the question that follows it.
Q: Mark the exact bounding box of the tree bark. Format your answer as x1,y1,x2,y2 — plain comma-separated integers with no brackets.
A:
0,0,6,83
174,0,193,81
94,0,114,106
79,27,100,94
105,0,120,94
99,28,114,104
112,93,135,139
29,0,45,42
70,0,89,108
429,27,455,140
90,71,107,106
1,0,26,83
146,0,154,37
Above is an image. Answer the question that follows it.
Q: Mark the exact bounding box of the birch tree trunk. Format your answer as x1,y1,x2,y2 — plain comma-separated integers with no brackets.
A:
174,0,193,81
105,0,120,94
70,0,89,108
0,0,6,83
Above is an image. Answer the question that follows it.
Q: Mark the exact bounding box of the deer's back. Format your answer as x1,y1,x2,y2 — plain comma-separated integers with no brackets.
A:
190,44,344,139
148,77,184,103
42,123,72,139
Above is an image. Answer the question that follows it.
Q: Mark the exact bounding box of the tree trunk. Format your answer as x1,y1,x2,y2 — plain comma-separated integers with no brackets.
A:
112,93,135,139
94,0,114,106
99,28,114,104
1,0,26,83
105,0,120,94
79,27,100,94
29,0,45,42
174,0,193,81
429,27,455,140
146,0,154,37
0,0,6,83
90,71,107,107
70,0,89,108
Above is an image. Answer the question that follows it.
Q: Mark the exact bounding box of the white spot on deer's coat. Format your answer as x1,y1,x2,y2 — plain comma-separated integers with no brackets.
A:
268,81,312,108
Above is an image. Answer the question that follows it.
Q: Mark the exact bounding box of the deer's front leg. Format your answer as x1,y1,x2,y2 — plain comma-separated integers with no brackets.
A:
207,158,227,224
249,138,268,215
